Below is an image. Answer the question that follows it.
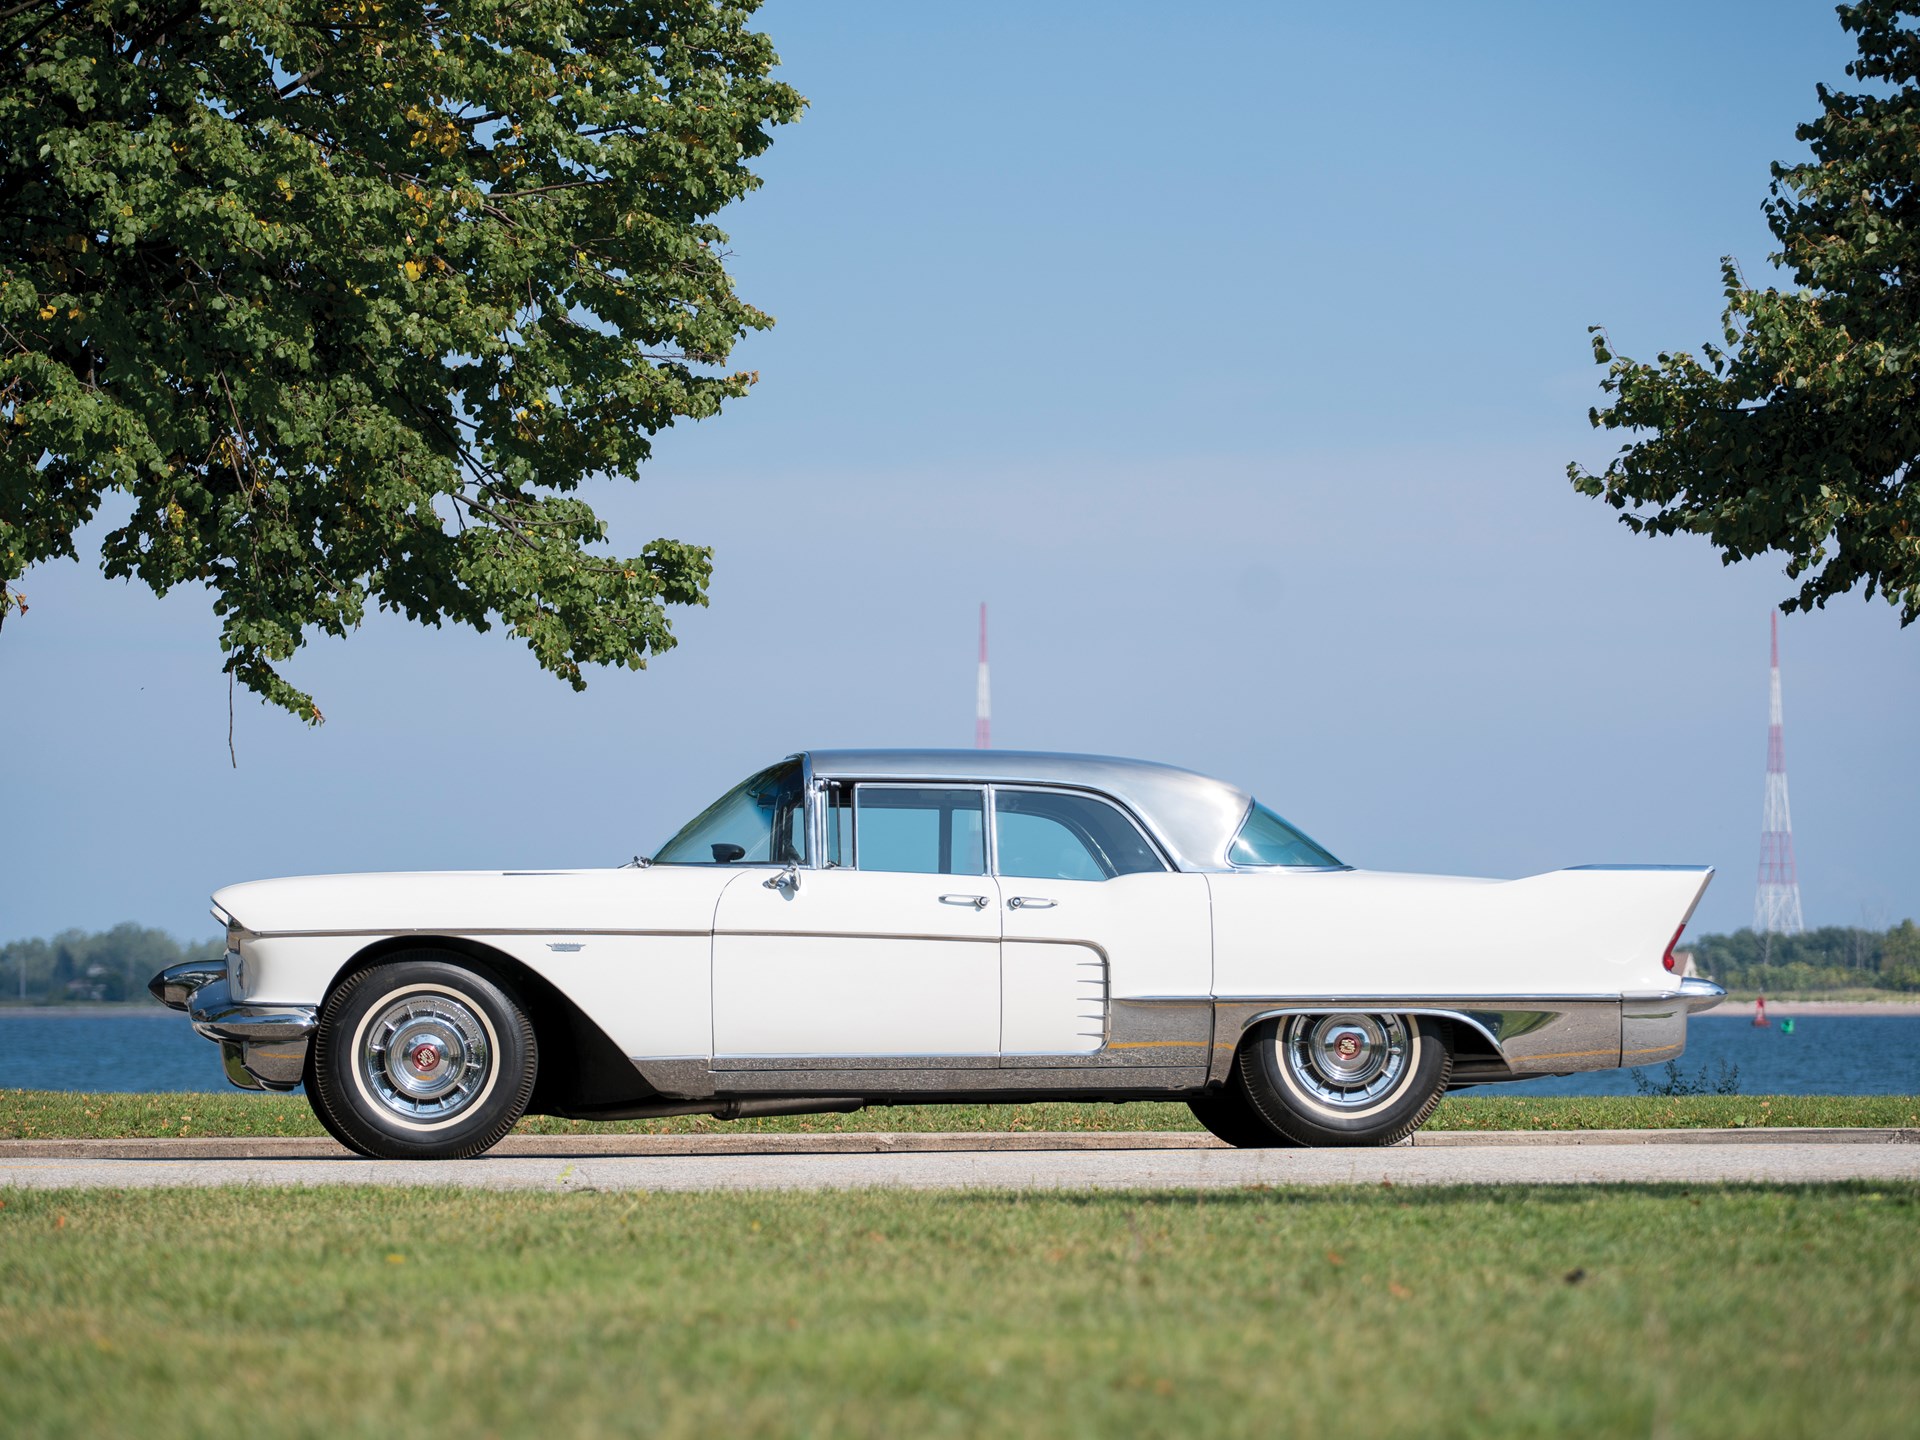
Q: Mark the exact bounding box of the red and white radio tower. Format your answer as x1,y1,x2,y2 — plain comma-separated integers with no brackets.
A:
1755,612,1804,935
975,603,991,749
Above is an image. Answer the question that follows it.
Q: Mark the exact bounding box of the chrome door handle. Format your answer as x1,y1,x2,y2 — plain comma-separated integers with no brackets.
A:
940,894,990,910
1007,896,1056,909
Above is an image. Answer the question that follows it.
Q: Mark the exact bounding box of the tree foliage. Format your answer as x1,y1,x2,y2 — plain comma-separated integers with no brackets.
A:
1688,921,1920,993
1,1,801,718
1,922,222,1003
1570,0,1920,625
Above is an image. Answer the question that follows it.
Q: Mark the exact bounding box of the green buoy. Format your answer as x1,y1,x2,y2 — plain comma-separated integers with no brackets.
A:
1779,1017,1796,1035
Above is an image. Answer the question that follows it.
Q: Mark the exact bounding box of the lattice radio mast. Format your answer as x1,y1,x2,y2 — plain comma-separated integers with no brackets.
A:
975,603,991,749
1755,611,1805,935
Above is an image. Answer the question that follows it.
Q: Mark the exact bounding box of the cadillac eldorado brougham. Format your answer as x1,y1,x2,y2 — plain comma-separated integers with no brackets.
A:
150,750,1722,1158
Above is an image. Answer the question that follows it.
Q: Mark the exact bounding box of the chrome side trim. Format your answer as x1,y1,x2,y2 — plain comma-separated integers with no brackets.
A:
715,1053,1000,1072
717,928,998,945
1563,864,1713,872
1208,990,1638,1004
237,926,714,941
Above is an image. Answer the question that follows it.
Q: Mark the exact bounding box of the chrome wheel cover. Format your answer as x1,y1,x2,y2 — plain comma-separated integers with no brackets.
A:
1279,1013,1410,1110
360,992,492,1122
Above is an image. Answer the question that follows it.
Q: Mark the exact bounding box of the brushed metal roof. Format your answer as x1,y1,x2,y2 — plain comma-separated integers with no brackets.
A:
803,749,1254,873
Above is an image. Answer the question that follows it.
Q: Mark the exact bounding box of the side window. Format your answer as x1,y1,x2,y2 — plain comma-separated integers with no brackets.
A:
854,787,987,875
1228,801,1342,868
993,789,1165,881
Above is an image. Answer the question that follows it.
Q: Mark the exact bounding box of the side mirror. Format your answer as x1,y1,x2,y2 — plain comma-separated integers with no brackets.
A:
711,842,747,863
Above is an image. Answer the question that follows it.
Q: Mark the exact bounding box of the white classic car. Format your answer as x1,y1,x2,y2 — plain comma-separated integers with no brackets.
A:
151,750,1723,1158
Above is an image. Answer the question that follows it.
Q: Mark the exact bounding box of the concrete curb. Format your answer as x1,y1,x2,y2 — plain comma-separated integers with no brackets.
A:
0,1127,1913,1160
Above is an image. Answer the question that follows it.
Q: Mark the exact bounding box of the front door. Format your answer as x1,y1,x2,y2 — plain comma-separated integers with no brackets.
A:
711,785,1001,1063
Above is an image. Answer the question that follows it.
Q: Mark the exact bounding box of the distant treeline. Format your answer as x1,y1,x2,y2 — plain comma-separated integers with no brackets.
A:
0,924,223,1005
1686,922,1920,995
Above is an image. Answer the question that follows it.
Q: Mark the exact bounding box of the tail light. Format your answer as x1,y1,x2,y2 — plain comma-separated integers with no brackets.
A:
1662,924,1686,973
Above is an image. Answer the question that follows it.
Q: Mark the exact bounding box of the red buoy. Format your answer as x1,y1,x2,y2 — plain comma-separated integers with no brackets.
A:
1753,994,1770,1028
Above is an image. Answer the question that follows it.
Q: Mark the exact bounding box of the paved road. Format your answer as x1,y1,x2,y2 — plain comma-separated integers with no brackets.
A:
2,1142,1916,1191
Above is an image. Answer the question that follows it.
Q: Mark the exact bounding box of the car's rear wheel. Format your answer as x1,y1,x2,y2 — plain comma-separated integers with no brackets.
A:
1238,1012,1451,1147
1187,1062,1303,1148
307,954,537,1160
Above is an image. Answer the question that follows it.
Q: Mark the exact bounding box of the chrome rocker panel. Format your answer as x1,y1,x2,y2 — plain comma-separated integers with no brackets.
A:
149,957,317,1092
630,980,1728,1099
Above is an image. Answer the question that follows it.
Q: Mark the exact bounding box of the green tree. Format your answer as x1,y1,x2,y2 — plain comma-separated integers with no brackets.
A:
1570,0,1920,625
1,1,801,719
1,924,225,1003
1883,918,1920,989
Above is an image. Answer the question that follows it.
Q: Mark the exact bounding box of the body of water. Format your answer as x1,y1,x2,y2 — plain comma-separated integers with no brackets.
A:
0,1009,1916,1097
1486,1014,1920,1097
0,1009,265,1094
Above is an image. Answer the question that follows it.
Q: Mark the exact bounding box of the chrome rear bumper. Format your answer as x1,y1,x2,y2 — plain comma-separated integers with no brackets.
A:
149,958,317,1091
1675,977,1728,1012
1618,977,1726,1071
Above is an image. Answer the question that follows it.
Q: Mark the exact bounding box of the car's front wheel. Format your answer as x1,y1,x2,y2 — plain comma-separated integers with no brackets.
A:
307,954,538,1160
1237,1012,1451,1147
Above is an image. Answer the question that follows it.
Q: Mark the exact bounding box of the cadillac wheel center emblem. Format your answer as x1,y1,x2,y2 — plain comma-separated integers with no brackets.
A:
1334,1034,1362,1062
409,1042,441,1072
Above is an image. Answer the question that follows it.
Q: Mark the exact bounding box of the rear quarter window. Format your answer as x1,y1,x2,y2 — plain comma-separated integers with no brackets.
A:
1229,802,1342,868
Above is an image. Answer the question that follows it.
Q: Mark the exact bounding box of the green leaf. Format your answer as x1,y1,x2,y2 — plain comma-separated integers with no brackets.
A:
0,0,804,719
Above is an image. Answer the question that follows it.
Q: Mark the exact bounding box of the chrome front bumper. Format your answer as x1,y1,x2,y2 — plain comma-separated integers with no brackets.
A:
149,957,318,1091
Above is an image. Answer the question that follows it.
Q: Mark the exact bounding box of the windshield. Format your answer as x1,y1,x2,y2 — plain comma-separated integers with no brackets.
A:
1229,801,1342,868
654,761,810,866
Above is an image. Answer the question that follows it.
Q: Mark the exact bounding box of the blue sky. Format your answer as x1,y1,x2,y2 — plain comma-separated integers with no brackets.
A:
5,0,1914,945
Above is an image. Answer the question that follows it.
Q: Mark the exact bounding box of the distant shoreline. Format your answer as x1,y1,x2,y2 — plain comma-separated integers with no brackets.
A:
0,1004,174,1018
1697,999,1920,1019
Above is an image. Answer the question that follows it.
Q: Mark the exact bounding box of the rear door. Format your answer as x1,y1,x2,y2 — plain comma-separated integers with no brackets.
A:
993,786,1212,1062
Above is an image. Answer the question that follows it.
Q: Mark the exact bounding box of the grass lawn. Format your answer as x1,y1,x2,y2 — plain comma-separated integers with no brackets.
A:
1,1183,1914,1438
1,1088,1915,1140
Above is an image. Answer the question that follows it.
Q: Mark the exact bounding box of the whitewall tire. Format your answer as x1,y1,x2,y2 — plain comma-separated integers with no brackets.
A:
308,954,537,1160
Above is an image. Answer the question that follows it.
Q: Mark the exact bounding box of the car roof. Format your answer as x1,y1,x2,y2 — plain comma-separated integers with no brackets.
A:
802,749,1253,872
